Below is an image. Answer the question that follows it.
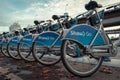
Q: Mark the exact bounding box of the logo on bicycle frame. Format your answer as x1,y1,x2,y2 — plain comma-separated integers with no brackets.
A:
38,36,55,40
22,38,32,41
11,39,18,42
70,31,92,37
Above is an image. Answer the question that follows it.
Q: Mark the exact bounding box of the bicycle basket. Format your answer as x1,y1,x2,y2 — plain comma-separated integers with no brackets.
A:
90,10,104,25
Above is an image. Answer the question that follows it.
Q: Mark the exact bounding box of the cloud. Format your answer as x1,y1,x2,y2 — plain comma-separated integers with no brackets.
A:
0,26,9,33
10,0,88,26
0,0,120,32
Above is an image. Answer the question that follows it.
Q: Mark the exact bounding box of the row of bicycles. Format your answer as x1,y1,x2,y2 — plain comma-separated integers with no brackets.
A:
0,0,120,77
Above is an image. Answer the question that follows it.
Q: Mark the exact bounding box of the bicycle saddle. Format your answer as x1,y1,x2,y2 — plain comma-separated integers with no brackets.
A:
85,1,102,10
14,31,19,35
23,28,28,31
52,15,59,20
52,15,67,20
34,20,45,25
3,32,6,34
3,32,9,34
29,29,36,33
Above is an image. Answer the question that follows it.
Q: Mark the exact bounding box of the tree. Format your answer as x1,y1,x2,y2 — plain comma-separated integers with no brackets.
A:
9,22,21,32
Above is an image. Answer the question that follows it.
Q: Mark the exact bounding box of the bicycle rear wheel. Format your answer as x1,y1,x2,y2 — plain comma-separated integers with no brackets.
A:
18,42,35,62
32,41,61,66
61,39,103,77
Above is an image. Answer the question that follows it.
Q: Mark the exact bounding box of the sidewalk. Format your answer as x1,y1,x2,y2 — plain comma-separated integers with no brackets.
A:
0,55,120,80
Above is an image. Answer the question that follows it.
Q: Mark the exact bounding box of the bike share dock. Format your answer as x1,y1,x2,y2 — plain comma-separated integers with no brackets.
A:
0,1,120,80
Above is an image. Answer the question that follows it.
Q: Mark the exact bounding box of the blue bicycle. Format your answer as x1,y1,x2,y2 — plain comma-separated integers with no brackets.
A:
61,0,108,77
17,20,50,62
1,32,12,57
7,30,25,59
32,13,78,66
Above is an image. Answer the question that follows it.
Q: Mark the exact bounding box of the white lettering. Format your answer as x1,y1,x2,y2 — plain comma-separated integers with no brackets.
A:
38,36,55,40
70,31,92,36
12,40,18,42
22,38,31,41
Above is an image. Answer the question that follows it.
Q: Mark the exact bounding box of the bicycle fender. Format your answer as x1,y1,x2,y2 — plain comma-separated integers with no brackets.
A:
34,31,62,46
19,34,33,46
9,36,19,46
63,24,105,46
9,36,19,43
1,39,8,46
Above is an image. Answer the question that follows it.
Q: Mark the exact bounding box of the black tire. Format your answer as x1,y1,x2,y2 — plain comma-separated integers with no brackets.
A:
1,44,10,57
7,42,21,60
61,39,103,77
32,41,61,66
0,45,2,54
17,42,35,62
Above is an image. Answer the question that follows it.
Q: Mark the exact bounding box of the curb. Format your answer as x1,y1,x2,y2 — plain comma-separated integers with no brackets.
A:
103,59,120,67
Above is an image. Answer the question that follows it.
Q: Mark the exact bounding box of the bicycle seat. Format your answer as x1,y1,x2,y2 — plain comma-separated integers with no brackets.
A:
23,28,28,31
3,32,9,34
85,1,102,10
15,31,19,34
30,29,36,33
52,15,60,20
3,32,6,34
34,20,45,25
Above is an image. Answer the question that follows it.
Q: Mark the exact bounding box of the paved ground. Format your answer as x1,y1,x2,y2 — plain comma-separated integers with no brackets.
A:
0,54,120,80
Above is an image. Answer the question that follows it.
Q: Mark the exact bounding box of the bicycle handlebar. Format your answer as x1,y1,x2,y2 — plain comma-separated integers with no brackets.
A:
75,10,94,19
52,14,69,21
34,20,45,25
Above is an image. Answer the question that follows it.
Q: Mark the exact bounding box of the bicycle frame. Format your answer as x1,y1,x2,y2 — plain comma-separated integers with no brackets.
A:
63,9,119,57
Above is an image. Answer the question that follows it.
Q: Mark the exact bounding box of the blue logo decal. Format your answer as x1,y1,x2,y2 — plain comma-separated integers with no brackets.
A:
9,36,19,46
20,34,33,46
64,24,105,46
34,31,62,46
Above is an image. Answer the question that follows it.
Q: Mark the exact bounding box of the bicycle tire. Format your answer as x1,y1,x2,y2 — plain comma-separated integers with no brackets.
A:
61,39,103,77
1,44,10,57
7,42,21,60
17,42,35,62
32,41,61,66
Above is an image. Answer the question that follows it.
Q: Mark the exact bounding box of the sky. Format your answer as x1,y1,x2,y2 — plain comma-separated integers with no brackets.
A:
0,0,120,33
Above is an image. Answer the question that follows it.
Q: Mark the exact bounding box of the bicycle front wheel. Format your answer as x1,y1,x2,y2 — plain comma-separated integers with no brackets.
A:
7,42,21,60
18,42,35,62
1,44,10,57
61,39,103,77
32,41,61,66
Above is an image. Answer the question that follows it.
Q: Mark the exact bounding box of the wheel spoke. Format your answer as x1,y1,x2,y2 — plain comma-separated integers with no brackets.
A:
61,40,103,77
